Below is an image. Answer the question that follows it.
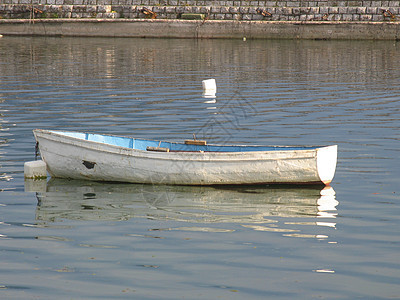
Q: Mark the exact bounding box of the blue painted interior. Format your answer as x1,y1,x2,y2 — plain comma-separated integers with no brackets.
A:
54,131,319,152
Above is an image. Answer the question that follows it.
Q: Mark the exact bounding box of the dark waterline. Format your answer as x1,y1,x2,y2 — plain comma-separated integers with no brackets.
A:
0,37,399,299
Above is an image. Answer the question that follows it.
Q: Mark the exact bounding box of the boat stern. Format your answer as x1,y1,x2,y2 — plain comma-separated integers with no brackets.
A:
316,145,338,185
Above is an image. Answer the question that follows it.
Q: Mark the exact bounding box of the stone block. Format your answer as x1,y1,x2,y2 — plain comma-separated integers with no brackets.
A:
292,7,300,15
347,7,357,14
282,7,292,14
176,6,185,13
48,5,61,12
360,14,372,20
190,6,199,13
315,13,324,20
342,13,353,20
372,14,384,21
300,7,310,14
356,7,365,14
366,7,377,14
112,5,125,13
319,6,328,14
62,5,73,11
73,5,86,12
229,6,239,13
288,15,299,20
220,6,229,13
97,5,112,12
199,6,211,13
211,6,220,13
152,6,164,13
252,14,264,19
165,6,175,13
347,0,362,5
248,6,257,13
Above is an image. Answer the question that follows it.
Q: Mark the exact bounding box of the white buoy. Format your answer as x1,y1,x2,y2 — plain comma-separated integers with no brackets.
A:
202,78,216,96
24,160,47,179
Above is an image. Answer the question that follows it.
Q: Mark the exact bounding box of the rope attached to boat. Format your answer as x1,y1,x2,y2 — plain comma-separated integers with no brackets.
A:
35,142,40,160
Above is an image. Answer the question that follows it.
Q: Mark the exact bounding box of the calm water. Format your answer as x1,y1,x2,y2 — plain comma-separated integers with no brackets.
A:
0,37,399,299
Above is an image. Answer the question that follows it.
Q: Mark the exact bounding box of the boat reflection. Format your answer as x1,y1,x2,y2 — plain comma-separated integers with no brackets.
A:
35,179,338,230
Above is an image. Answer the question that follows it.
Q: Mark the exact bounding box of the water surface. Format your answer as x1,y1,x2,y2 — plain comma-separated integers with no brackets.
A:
0,37,399,299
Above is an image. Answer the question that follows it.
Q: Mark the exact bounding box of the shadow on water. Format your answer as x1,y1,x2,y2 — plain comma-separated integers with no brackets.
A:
31,179,338,229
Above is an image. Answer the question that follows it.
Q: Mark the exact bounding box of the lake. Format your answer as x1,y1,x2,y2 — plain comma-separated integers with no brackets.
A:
0,36,399,299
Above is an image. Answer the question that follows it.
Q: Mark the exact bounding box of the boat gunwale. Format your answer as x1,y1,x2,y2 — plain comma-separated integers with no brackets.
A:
34,129,335,157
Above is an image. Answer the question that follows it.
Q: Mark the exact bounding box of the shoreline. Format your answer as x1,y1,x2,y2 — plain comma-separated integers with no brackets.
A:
1,19,400,40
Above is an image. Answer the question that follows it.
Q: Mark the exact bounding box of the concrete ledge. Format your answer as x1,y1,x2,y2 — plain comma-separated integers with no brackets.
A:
1,19,400,39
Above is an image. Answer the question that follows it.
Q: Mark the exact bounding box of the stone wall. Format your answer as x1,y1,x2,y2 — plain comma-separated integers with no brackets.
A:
1,0,399,21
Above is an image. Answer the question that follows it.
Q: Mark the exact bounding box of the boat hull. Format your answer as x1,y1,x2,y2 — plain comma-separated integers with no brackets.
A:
33,129,337,186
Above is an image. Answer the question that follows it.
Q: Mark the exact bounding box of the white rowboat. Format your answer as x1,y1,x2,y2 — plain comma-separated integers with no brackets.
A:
33,129,337,186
